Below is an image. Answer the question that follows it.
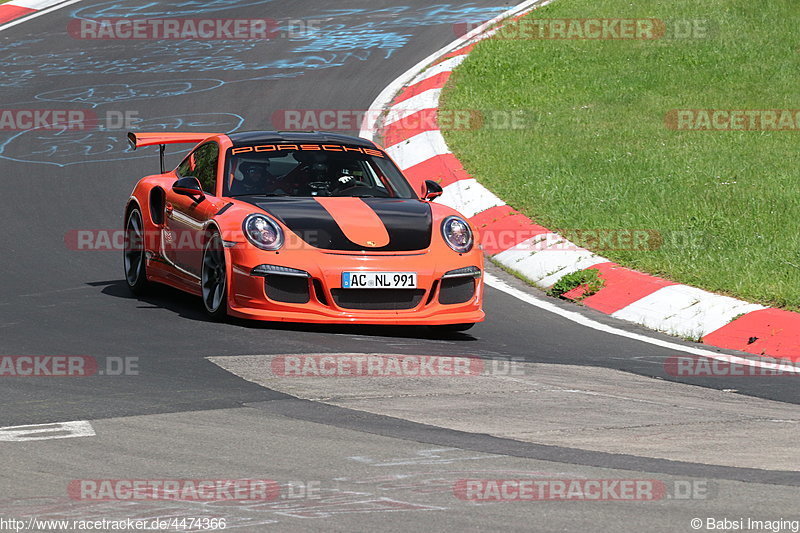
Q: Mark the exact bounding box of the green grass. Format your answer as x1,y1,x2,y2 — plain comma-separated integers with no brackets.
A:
548,269,605,299
441,0,800,310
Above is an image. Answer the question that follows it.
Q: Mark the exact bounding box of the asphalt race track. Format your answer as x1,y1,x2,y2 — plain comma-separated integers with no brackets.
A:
0,1,798,532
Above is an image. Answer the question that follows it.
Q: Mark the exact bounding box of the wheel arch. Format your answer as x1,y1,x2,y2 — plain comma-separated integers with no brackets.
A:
203,219,224,247
124,197,143,225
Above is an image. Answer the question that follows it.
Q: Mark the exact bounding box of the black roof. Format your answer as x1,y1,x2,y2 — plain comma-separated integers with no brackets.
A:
227,131,377,148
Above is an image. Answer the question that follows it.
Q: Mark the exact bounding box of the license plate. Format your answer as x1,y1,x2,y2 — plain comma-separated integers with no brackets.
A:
341,272,417,289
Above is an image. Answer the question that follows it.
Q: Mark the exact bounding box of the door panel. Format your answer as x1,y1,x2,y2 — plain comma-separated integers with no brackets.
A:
164,142,222,279
164,193,217,278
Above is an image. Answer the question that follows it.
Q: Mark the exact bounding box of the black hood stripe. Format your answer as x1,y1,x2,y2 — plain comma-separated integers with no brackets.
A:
235,197,432,252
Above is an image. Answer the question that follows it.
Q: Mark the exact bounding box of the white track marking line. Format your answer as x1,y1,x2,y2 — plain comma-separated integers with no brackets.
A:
0,420,95,441
485,273,800,374
0,0,83,32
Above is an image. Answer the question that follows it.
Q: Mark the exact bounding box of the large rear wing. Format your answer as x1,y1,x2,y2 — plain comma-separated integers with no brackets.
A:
127,132,219,173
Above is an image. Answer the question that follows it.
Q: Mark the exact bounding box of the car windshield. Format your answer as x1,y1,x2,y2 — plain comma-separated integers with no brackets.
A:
224,144,416,199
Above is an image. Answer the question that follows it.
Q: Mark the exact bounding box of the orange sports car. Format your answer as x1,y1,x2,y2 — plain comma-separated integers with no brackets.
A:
123,131,484,331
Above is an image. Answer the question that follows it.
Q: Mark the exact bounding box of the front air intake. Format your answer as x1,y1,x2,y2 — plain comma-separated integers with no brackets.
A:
265,275,310,304
330,289,425,310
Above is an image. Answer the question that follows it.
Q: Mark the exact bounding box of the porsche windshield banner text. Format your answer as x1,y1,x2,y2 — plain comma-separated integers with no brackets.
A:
230,144,386,157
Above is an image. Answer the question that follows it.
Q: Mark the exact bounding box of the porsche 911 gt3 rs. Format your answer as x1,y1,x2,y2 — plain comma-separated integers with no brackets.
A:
123,131,484,330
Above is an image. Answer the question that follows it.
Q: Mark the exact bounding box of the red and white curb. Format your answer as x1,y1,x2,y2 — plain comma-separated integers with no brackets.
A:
0,0,81,28
361,0,800,362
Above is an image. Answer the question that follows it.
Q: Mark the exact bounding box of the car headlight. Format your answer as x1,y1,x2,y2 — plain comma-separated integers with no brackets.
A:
441,216,473,253
243,214,284,251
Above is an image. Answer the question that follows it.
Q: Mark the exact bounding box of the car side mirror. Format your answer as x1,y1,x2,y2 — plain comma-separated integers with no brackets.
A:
173,176,205,199
421,179,443,201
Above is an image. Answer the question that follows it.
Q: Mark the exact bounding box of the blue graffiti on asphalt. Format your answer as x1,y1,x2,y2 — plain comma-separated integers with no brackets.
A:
264,4,511,59
0,3,509,165
290,27,410,59
0,38,47,88
1,41,364,90
72,0,274,19
36,80,225,108
0,113,244,167
0,3,509,84
317,4,509,26
0,37,45,51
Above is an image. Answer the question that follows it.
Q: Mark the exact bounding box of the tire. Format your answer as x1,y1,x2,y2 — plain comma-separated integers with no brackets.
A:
430,323,475,333
123,208,149,295
201,231,228,321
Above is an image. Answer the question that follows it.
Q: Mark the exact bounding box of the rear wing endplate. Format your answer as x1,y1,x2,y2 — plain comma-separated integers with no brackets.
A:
127,132,219,173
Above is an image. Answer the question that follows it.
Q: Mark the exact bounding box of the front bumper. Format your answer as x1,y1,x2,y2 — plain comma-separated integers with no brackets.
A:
225,245,485,325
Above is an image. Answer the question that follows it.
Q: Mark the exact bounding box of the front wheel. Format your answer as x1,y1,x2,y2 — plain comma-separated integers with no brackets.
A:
124,208,149,295
201,231,228,321
430,323,475,333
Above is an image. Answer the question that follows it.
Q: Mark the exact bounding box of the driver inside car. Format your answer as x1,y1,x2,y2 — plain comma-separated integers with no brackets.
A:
230,162,276,195
329,161,374,194
285,152,330,196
